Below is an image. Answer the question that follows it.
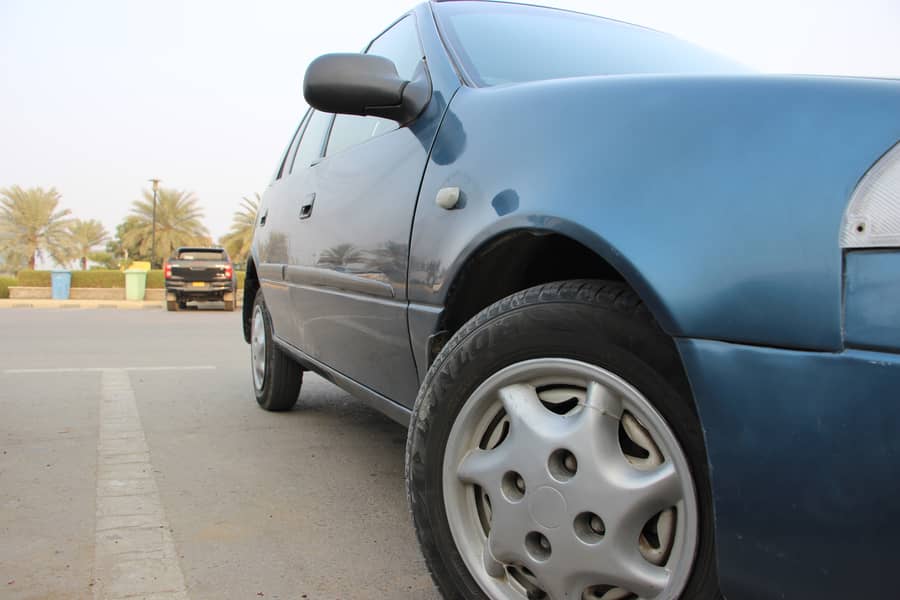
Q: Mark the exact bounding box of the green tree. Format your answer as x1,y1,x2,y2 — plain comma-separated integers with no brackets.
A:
106,216,145,265
87,251,119,270
0,185,72,269
219,193,259,265
122,188,210,266
67,219,109,270
0,227,29,272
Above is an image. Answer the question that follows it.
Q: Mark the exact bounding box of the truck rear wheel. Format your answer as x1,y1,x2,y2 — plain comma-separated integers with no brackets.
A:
224,291,235,312
250,289,302,411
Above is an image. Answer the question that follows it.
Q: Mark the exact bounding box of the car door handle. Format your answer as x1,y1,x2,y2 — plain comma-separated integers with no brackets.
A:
300,193,315,219
259,209,268,227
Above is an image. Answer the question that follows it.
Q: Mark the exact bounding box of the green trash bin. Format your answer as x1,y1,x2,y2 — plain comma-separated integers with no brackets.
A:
124,269,147,301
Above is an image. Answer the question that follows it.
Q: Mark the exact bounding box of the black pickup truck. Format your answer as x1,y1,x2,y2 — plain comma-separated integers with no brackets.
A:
164,247,236,311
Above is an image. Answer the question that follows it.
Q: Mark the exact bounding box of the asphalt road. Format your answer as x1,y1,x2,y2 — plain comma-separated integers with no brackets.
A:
0,308,441,600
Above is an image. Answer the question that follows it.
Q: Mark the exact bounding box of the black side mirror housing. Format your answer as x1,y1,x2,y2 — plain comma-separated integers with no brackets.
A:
303,53,431,125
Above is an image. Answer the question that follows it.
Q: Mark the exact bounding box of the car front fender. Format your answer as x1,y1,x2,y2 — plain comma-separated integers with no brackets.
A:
410,74,900,351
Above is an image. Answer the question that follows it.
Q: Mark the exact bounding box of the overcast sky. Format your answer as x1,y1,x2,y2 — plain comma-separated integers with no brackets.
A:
2,0,899,243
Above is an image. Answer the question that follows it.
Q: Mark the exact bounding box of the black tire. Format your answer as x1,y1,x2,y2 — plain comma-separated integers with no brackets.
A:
405,280,719,600
166,294,179,312
251,289,303,412
224,300,235,312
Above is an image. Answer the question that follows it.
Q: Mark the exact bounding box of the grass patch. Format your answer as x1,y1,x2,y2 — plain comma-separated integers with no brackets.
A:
16,270,51,286
0,276,16,299
147,270,165,289
14,269,244,290
71,270,125,288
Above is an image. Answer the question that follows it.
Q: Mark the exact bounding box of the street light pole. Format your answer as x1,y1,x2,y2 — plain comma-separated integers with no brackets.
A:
148,179,160,267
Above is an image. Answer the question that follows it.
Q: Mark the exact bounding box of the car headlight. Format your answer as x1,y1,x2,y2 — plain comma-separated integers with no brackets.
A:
841,141,900,248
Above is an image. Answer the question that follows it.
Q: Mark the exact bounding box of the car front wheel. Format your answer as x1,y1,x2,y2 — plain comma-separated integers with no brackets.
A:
250,289,303,411
406,280,719,600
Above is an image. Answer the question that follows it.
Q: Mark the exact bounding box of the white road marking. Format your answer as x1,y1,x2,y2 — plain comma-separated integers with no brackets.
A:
4,365,216,374
92,369,190,600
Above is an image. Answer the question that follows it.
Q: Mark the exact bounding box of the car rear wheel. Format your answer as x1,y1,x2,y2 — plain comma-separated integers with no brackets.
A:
251,289,303,412
406,280,719,600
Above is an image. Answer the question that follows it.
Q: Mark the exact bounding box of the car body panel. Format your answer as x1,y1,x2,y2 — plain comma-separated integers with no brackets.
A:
677,338,900,599
409,75,900,355
844,250,900,352
252,4,462,404
248,3,900,597
285,104,440,404
271,6,462,404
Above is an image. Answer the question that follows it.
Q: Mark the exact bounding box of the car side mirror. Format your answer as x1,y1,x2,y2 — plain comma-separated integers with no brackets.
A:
303,53,431,125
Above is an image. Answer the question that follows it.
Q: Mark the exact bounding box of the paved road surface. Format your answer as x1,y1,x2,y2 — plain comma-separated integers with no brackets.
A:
0,308,440,600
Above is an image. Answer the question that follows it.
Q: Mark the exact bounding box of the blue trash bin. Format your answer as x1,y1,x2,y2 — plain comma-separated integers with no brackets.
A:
51,270,72,300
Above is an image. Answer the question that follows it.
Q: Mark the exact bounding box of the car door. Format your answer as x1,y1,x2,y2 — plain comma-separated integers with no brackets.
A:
257,108,332,347
285,14,442,406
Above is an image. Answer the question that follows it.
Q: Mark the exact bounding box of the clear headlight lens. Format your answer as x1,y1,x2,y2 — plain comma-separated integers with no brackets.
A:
841,141,900,248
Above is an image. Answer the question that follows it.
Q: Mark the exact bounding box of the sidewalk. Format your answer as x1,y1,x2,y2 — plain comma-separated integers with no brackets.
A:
0,299,164,310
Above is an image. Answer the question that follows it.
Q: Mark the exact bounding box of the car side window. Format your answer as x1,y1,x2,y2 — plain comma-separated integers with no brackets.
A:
280,110,311,177
274,117,305,181
368,15,423,81
291,110,333,173
325,16,424,158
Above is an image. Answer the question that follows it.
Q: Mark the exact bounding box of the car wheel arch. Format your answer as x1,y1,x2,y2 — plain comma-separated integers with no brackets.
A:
432,223,676,357
242,258,260,343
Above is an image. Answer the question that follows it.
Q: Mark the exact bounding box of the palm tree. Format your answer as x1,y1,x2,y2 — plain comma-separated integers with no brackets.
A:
122,188,210,266
67,219,109,270
220,193,259,264
0,185,72,269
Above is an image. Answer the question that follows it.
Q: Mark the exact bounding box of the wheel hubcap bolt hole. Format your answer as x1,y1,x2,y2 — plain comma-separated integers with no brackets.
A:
525,532,552,561
574,512,606,544
501,471,526,501
548,449,578,481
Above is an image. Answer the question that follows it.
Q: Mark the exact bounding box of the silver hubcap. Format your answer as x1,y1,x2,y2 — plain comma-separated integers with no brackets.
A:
443,359,698,600
250,305,266,391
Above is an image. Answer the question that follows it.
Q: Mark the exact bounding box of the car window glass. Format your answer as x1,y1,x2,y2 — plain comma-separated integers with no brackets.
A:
291,110,332,172
326,114,396,157
435,3,745,86
368,15,422,81
324,16,423,158
273,119,303,181
178,251,225,260
280,110,311,178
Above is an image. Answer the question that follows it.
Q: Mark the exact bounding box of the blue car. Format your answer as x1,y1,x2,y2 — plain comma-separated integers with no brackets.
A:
243,2,900,598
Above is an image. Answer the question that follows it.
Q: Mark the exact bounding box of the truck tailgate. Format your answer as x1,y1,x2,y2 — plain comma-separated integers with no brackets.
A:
169,261,230,282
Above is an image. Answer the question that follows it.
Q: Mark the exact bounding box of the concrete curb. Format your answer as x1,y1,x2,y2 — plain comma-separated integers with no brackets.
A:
0,299,164,310
0,299,244,310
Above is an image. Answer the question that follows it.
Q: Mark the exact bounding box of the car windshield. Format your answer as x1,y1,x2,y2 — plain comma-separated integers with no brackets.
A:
177,250,225,260
435,1,747,87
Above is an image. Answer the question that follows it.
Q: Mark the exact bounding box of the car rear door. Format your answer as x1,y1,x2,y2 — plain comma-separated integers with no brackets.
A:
285,14,443,406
